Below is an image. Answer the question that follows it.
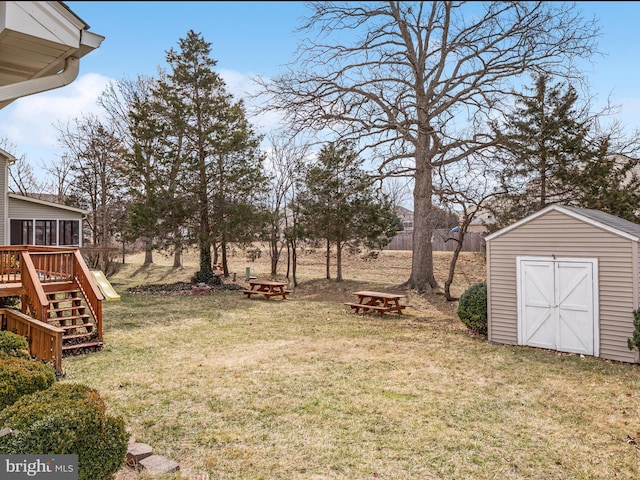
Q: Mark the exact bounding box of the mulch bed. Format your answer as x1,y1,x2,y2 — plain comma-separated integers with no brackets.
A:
125,281,243,295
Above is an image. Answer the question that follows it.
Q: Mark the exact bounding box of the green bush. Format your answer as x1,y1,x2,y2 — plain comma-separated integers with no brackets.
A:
0,383,128,480
457,282,488,335
0,330,30,359
628,309,640,352
0,357,56,410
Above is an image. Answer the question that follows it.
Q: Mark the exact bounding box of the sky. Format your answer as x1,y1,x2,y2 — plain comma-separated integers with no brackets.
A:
1,1,640,173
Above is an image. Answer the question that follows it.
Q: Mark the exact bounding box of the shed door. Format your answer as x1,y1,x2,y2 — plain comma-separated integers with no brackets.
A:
518,259,597,356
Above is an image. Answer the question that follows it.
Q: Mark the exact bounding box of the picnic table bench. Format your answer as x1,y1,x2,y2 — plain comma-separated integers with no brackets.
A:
241,279,291,300
345,290,407,316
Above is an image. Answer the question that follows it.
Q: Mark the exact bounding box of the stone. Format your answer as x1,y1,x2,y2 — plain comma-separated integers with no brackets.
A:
126,442,153,464
139,455,180,476
191,285,211,295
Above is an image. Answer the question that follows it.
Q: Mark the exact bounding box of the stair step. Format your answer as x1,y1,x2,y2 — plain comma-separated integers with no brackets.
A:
49,307,87,319
62,341,102,352
63,332,96,341
48,315,90,324
48,300,82,307
47,288,80,299
58,322,94,332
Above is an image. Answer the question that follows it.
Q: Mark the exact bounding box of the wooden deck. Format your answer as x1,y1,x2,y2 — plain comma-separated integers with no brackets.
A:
0,246,104,372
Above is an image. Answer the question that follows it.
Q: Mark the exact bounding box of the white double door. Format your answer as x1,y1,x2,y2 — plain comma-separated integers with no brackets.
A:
517,257,599,356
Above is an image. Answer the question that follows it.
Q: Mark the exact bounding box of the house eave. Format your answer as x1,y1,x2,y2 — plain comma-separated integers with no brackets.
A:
0,1,104,109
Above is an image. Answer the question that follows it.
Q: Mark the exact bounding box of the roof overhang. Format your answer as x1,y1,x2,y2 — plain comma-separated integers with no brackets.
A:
0,147,16,163
0,1,104,109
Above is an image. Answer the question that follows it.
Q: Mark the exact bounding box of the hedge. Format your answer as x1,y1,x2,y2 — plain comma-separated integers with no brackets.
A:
0,330,30,359
0,357,56,410
0,382,128,480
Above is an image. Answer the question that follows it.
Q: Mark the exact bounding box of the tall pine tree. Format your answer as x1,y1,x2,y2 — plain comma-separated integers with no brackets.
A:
163,31,266,281
491,74,599,227
491,74,640,227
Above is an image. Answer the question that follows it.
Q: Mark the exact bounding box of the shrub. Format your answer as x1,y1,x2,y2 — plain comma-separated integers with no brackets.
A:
628,309,640,352
457,282,488,335
0,383,128,480
0,330,30,359
0,296,20,308
0,357,56,410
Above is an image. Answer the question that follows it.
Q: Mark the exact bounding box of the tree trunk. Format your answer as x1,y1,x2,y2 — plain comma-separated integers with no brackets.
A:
221,242,229,277
197,178,213,279
336,240,343,282
270,236,279,276
198,236,213,279
444,234,463,301
285,240,291,279
143,238,153,265
292,245,298,287
407,160,438,293
172,225,182,268
173,245,182,268
325,239,331,280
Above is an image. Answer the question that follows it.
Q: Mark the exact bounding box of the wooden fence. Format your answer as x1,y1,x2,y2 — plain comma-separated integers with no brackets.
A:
1,307,63,372
384,229,486,252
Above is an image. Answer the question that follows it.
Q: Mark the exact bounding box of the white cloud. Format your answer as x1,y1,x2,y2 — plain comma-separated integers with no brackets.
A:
219,68,285,137
0,73,112,162
0,69,287,165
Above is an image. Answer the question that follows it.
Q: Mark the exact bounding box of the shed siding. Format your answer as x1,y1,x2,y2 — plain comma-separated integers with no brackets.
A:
488,210,636,363
8,198,83,221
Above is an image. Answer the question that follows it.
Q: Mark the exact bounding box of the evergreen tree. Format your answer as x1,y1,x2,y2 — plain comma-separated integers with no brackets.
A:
123,80,165,265
164,30,263,282
491,75,599,227
298,142,398,282
574,149,640,223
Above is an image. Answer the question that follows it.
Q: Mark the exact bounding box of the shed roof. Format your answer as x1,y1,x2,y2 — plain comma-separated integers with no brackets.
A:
485,204,640,243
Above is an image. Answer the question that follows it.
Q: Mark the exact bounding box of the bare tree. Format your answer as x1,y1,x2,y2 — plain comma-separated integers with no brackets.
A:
263,131,310,276
0,138,45,197
56,114,127,270
435,156,502,301
40,154,75,204
382,177,412,210
7,155,44,197
258,1,599,292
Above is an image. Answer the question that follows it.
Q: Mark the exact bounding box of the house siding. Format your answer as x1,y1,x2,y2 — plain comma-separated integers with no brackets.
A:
8,197,83,220
0,157,6,243
487,209,637,363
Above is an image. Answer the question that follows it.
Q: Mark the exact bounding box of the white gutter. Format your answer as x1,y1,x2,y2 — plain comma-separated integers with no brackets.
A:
0,56,79,104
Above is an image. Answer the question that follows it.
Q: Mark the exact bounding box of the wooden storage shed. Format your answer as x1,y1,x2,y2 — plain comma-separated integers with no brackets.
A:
485,204,640,363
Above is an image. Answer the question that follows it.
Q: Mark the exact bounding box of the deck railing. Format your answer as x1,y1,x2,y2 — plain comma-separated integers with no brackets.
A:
72,249,103,342
0,247,24,283
1,307,63,372
19,251,50,321
29,249,75,282
0,245,104,346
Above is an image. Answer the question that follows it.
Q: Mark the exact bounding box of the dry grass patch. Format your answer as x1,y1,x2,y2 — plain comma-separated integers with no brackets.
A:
62,249,640,479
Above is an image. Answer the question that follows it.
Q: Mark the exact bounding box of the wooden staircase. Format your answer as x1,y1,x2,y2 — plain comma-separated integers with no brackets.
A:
0,246,104,370
46,288,102,354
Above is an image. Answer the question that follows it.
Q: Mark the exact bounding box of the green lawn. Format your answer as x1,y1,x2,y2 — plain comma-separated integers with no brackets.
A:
62,250,640,479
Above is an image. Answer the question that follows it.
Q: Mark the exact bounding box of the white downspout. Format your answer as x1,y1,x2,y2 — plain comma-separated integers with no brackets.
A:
0,56,79,104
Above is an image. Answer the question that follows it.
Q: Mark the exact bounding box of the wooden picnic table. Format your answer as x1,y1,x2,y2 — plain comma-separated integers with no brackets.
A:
241,279,291,300
345,290,407,316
